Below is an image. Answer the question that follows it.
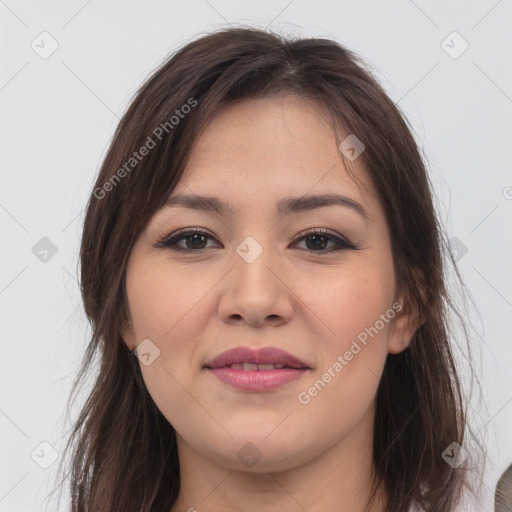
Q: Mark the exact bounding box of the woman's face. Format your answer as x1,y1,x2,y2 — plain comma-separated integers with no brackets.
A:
123,94,416,473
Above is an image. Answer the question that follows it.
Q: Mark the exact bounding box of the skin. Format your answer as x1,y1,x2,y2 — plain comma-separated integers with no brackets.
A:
122,94,419,512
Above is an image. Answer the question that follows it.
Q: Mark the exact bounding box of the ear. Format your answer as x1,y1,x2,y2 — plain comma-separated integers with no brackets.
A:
121,279,138,352
121,318,138,352
388,283,427,355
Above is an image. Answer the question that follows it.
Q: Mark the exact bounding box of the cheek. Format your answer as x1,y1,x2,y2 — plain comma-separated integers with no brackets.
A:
294,276,394,436
293,259,395,423
127,260,214,348
304,262,395,353
126,260,221,417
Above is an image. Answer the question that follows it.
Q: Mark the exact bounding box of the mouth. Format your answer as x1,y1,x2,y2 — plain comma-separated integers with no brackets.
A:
204,346,311,392
216,362,295,370
204,346,310,369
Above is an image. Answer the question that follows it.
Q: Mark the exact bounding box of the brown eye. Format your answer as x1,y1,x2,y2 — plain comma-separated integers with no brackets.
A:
292,229,355,253
155,228,356,254
155,229,220,252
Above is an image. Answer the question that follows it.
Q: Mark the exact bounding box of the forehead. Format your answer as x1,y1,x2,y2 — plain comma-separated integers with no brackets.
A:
174,94,378,216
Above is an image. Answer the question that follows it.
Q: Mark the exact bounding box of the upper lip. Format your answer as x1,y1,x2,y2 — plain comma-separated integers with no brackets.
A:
204,346,310,369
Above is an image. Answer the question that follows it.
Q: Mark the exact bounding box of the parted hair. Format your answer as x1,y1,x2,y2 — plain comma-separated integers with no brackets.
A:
49,27,483,512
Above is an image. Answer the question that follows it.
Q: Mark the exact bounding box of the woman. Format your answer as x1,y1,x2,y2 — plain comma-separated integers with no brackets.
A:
53,27,484,511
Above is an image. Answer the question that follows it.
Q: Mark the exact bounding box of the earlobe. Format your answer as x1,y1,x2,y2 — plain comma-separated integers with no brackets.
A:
388,313,419,354
388,271,428,354
121,281,137,351
121,318,137,352
387,298,424,355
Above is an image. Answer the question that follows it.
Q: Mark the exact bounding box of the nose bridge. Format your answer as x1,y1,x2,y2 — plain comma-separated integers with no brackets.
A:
233,233,280,291
218,233,294,326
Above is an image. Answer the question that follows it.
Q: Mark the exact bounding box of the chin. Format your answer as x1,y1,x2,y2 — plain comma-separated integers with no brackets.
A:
205,431,319,474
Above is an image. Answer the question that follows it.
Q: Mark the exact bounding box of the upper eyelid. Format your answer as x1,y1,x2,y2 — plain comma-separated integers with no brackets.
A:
161,227,345,241
156,227,355,249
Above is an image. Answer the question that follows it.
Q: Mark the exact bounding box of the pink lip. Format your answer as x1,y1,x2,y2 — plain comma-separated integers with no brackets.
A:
204,346,310,392
204,346,309,369
208,367,308,391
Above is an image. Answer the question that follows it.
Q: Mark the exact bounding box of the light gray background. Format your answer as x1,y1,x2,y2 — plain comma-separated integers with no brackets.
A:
1,1,511,511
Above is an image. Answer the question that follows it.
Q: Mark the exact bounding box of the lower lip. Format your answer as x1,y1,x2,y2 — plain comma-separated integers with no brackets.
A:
207,367,309,391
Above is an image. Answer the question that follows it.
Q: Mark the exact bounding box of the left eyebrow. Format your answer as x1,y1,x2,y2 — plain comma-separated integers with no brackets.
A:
165,193,370,222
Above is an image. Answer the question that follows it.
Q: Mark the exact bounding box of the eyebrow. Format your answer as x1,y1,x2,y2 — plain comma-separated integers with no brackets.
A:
165,193,369,221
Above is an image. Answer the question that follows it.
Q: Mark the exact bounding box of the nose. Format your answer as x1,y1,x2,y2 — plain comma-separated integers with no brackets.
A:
217,237,295,328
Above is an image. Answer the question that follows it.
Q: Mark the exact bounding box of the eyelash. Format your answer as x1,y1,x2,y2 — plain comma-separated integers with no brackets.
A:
154,227,357,254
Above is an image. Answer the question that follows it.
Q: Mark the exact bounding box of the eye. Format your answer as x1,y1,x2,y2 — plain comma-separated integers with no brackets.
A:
154,227,356,253
154,227,219,252
292,228,356,253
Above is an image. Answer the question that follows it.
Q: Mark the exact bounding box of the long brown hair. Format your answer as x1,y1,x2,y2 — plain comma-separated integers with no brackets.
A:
48,27,484,511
